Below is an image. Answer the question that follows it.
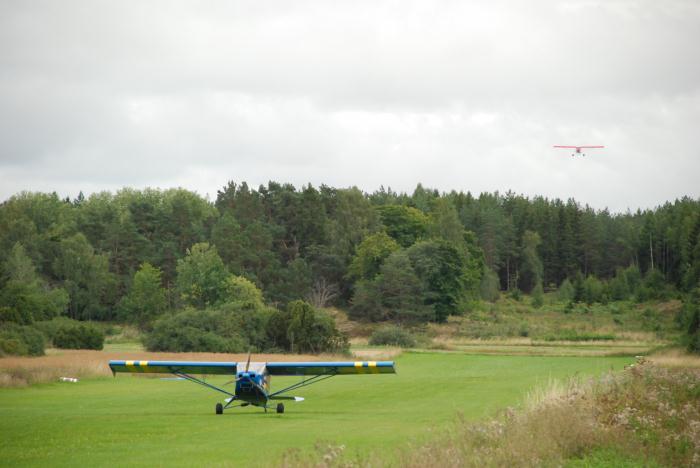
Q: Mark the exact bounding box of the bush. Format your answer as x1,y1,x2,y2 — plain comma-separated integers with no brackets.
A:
479,268,501,302
368,325,416,348
52,322,104,350
532,282,544,308
0,306,24,324
609,268,631,301
34,317,82,342
543,331,616,342
683,288,700,353
267,300,348,354
144,309,247,353
217,300,273,351
0,323,45,356
582,275,604,304
558,279,575,302
518,323,530,337
636,269,673,302
508,288,522,301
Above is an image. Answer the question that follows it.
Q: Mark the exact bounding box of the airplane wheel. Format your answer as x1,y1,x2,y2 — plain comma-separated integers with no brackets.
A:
276,403,284,414
216,403,223,415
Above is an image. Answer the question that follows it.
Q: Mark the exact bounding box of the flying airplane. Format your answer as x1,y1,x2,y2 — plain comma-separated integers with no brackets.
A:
553,145,604,157
108,355,395,415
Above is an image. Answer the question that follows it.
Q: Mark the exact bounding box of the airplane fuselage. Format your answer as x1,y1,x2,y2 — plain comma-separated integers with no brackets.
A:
234,368,270,406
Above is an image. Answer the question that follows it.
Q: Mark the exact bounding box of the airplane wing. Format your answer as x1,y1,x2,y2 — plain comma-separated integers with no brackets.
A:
108,360,237,375
553,145,604,149
265,361,395,375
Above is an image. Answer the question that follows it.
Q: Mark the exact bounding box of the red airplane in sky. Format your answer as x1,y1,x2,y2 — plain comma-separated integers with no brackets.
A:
553,145,605,156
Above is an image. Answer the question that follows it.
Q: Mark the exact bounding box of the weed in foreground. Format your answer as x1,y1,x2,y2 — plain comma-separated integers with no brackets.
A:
281,359,700,467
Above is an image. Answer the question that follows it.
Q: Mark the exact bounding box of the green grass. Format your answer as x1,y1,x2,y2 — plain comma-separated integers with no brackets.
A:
438,342,651,357
450,298,682,342
0,353,631,467
565,447,661,467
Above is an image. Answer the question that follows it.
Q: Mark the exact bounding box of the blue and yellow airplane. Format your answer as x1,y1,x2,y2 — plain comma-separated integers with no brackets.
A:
109,355,395,414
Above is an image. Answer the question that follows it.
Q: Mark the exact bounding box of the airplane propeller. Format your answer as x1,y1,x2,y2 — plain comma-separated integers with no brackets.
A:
224,351,253,385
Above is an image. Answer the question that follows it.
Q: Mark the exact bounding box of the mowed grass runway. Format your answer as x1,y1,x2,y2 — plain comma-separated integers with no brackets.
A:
0,353,631,466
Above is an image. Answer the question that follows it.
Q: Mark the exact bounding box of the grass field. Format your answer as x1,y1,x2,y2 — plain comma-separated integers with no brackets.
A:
0,352,632,467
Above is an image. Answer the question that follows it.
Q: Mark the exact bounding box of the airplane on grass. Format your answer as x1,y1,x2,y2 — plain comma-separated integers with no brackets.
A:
109,355,395,415
553,145,604,156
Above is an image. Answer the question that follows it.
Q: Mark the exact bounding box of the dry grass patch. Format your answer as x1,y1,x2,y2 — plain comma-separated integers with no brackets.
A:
0,349,348,387
351,348,403,360
283,360,700,467
649,348,700,368
325,308,376,338
426,336,653,357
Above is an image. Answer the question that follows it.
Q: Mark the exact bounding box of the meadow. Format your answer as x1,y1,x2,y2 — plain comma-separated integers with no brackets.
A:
0,351,631,467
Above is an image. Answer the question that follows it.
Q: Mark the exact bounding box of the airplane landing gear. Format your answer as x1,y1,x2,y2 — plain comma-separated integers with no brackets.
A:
216,403,223,415
276,403,285,414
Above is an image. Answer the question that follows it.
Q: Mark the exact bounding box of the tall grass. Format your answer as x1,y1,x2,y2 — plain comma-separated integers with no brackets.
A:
649,347,700,368
282,360,700,467
435,298,682,343
0,349,348,387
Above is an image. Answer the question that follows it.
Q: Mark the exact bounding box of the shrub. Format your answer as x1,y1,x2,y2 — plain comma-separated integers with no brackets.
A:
543,331,616,342
557,279,575,302
518,323,530,337
34,317,82,342
217,300,273,351
144,309,247,353
683,288,700,354
532,282,544,308
479,267,501,302
582,275,604,304
0,323,45,356
636,269,675,302
52,322,104,350
609,267,631,301
368,325,416,348
563,300,575,314
267,300,348,354
0,337,25,355
0,306,24,324
508,288,522,301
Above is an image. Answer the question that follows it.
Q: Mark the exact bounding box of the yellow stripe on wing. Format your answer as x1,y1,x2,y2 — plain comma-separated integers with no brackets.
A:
368,361,379,373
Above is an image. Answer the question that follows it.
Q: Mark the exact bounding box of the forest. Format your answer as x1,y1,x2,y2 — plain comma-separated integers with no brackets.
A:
1,182,700,355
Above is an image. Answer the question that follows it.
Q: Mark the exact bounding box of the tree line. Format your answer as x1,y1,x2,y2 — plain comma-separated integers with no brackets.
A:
1,182,699,351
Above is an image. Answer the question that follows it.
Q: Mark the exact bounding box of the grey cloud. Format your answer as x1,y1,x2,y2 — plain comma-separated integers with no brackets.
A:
1,0,699,211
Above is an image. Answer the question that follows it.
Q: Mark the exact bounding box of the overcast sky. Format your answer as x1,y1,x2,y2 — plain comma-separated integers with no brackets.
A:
1,1,699,212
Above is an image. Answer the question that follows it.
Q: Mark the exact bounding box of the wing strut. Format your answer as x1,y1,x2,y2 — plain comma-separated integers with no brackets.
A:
268,372,337,398
172,370,235,398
